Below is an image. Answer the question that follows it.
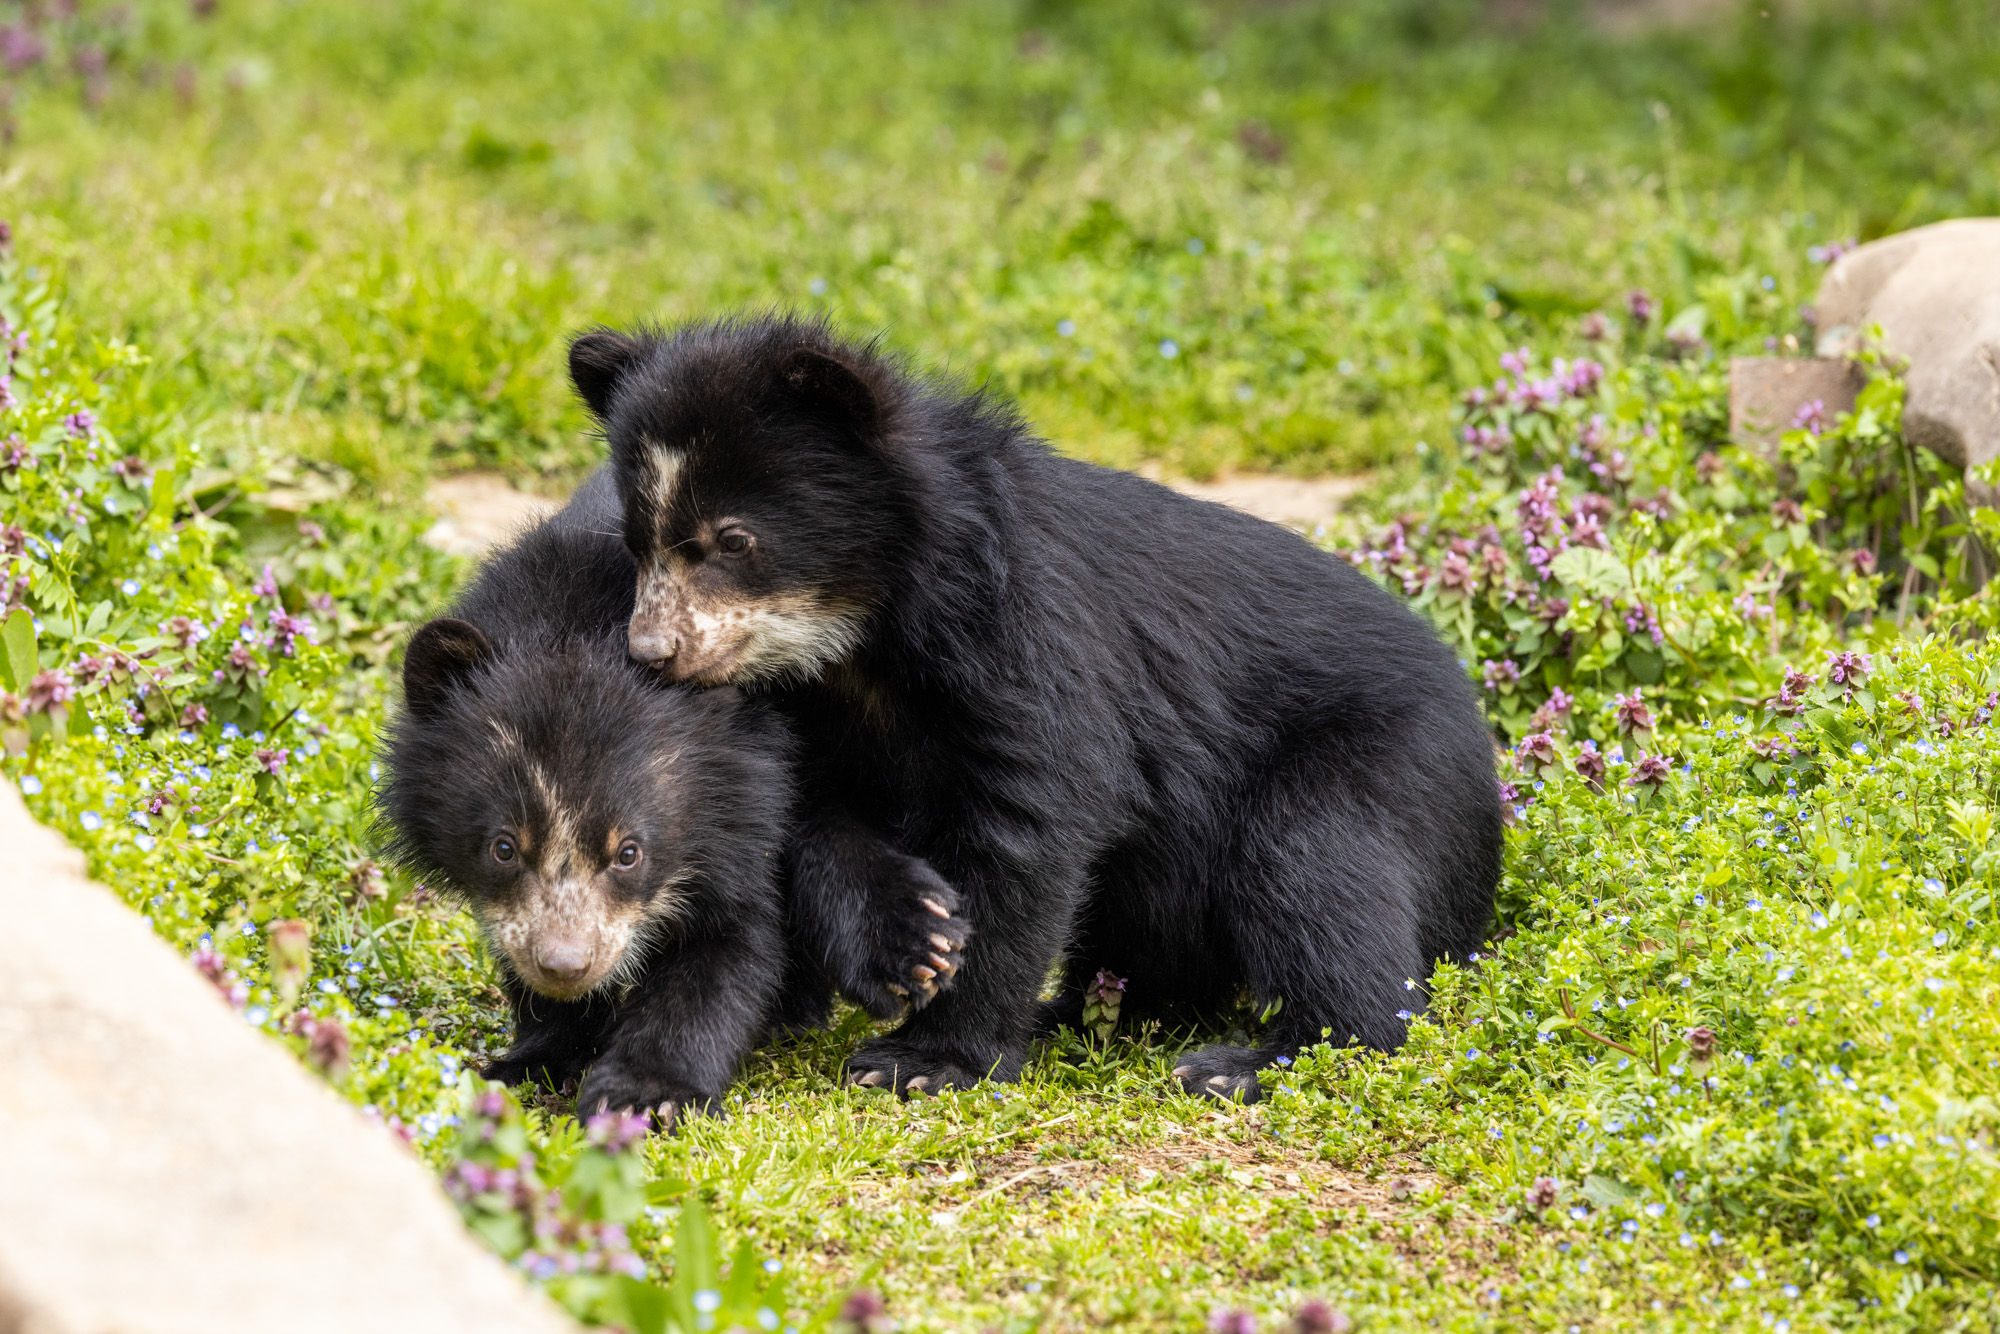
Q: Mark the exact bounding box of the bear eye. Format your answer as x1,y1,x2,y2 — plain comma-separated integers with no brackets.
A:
614,840,642,869
491,835,518,864
715,526,753,557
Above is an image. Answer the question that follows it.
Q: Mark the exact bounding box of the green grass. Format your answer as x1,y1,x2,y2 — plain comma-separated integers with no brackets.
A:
10,0,1999,491
6,1,2000,1330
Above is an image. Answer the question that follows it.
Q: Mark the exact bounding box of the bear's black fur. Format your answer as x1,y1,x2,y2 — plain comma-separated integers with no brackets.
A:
376,474,969,1118
574,314,1503,1102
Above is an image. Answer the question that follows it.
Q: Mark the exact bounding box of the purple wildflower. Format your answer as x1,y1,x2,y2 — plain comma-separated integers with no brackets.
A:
1577,312,1612,342
1770,496,1805,524
252,564,280,599
25,669,73,714
1515,730,1560,775
0,26,46,71
165,615,210,649
1528,1177,1559,1210
1625,290,1655,324
1626,751,1672,789
1808,239,1857,265
1612,687,1654,735
1,436,28,470
1825,650,1872,687
1293,1302,1350,1334
254,748,289,775
1772,666,1813,716
179,702,208,727
1210,1312,1258,1334
585,1109,653,1154
1482,658,1521,691
62,409,96,439
1573,740,1607,786
1731,591,1770,622
839,1290,890,1334
1849,548,1877,576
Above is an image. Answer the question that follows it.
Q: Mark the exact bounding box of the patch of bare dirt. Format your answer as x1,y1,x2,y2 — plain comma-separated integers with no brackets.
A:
1147,469,1371,534
424,472,561,556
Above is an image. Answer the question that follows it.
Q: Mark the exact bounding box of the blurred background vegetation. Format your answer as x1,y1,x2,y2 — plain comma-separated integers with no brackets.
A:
4,0,1995,494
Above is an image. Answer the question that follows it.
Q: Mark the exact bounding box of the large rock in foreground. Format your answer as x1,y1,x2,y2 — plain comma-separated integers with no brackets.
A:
1816,217,2000,470
0,781,578,1334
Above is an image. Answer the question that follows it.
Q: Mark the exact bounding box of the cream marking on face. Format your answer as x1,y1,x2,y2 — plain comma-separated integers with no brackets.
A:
644,586,867,685
642,440,685,520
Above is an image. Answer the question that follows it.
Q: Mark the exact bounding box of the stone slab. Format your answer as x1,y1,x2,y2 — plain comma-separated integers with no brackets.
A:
1815,217,2000,471
1729,356,1865,448
0,780,579,1334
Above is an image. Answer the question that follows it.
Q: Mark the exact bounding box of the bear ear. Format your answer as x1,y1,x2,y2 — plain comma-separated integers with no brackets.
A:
777,346,879,438
403,618,494,719
569,328,645,421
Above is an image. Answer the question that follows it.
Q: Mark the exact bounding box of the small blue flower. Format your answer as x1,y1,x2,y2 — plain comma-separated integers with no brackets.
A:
1893,1250,1909,1265
1873,1134,1890,1148
79,811,102,831
807,277,827,296
135,834,155,851
1056,319,1076,337
121,578,141,596
221,723,241,740
1185,237,1205,255
1864,1214,1880,1228
1159,339,1180,359
19,775,41,795
1395,1009,1414,1020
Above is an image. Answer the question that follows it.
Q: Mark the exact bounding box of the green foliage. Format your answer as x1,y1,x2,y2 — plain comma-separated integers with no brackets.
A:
10,2,2000,1329
11,0,2000,487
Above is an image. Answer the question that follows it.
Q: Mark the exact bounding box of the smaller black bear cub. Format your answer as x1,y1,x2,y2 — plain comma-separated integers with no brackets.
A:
378,477,969,1122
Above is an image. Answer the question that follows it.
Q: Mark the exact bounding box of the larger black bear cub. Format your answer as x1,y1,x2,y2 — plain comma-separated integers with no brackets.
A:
573,315,1503,1102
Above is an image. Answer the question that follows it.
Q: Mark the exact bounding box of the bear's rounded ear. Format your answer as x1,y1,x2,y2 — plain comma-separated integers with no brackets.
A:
778,346,879,438
402,618,495,719
569,328,645,421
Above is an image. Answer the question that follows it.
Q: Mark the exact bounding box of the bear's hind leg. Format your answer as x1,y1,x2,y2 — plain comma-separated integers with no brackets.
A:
1174,759,1433,1105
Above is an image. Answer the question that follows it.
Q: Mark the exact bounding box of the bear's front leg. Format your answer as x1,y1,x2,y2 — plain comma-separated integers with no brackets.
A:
482,973,618,1092
575,895,785,1130
787,815,973,1020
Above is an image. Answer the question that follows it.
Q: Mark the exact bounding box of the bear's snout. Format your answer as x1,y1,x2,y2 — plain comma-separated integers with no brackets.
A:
627,614,682,667
533,934,593,984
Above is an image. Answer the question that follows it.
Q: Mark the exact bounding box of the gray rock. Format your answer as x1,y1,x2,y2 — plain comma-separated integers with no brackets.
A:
1729,355,1864,448
0,780,579,1334
1815,217,2000,470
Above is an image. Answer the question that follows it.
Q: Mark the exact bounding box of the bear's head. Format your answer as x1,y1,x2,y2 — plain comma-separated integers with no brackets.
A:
379,618,789,1000
568,316,921,687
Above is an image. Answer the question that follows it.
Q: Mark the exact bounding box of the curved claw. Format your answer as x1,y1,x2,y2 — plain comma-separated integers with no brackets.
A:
929,933,955,952
927,952,957,976
913,964,937,983
920,897,952,919
849,1068,888,1088
904,1076,932,1095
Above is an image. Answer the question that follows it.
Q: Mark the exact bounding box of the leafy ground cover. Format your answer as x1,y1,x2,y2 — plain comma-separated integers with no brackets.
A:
5,1,2000,1331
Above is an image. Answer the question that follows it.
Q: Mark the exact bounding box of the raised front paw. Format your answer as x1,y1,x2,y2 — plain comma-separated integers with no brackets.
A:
1171,1044,1267,1105
576,1060,717,1133
851,861,973,1020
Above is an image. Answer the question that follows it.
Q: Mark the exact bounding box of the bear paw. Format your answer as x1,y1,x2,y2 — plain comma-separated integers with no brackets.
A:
481,1048,586,1093
576,1062,717,1133
842,1039,992,1097
850,866,973,1021
1171,1045,1268,1104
